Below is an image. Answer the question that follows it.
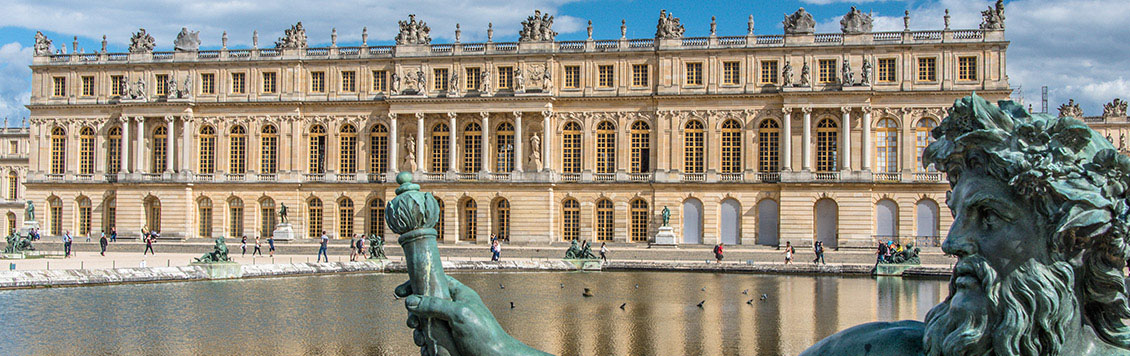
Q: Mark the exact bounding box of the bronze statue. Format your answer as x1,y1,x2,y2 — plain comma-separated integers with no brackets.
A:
563,239,581,259
368,234,386,259
661,206,670,227
24,200,34,221
3,232,33,254
278,203,288,224
194,237,232,263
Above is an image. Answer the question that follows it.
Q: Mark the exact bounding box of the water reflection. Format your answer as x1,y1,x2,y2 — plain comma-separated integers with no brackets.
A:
0,272,946,356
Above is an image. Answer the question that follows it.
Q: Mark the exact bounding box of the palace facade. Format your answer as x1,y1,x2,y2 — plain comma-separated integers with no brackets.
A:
24,7,1011,248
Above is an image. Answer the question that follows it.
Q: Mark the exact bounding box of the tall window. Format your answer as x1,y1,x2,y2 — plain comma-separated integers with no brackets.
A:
596,121,616,173
6,213,12,236
152,125,167,173
878,58,896,83
308,198,323,239
145,197,161,232
598,65,614,88
958,56,978,81
630,199,648,242
200,73,216,95
684,121,705,173
497,66,514,90
104,197,116,232
595,199,613,241
816,118,839,172
916,119,938,171
50,127,66,174
260,125,278,174
340,124,357,174
760,60,778,84
876,118,899,173
463,123,482,172
262,72,277,94
77,198,91,236
631,64,649,87
339,198,354,238
433,68,448,92
685,62,703,86
311,71,326,93
341,71,356,92
230,73,246,94
917,57,937,82
53,77,66,97
630,121,650,173
465,67,481,91
369,124,389,173
494,122,514,172
432,123,450,172
107,127,121,174
436,200,445,240
81,76,94,97
229,198,244,237
260,199,276,237
309,125,326,174
198,198,213,238
819,59,837,83
79,127,95,174
563,122,582,174
111,75,125,96
368,199,385,237
6,172,16,200
155,74,168,96
721,120,741,173
198,126,216,174
562,199,579,241
723,61,741,85
564,65,580,88
372,70,388,92
494,199,510,241
228,126,247,174
758,120,780,172
462,200,477,241
49,197,62,235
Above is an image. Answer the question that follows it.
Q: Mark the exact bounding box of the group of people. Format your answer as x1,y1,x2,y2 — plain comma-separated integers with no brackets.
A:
348,234,384,261
876,240,905,263
240,235,274,257
489,234,503,261
781,241,827,265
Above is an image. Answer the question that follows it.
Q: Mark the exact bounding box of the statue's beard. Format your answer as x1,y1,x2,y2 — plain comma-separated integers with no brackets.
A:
923,256,1077,356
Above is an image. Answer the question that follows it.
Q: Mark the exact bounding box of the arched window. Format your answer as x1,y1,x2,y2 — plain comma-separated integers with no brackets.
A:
6,171,16,200
876,199,899,239
916,119,939,171
815,118,839,172
368,198,385,237
814,198,839,248
107,126,122,174
340,124,357,174
229,197,244,237
260,125,278,174
145,196,161,233
309,125,327,174
369,124,388,173
339,198,354,238
103,197,116,232
50,127,66,174
436,199,445,241
463,122,482,172
562,198,580,241
876,119,899,173
462,199,477,242
229,126,247,174
720,120,742,173
198,126,216,174
307,198,323,238
562,122,582,174
916,199,940,245
683,198,704,244
756,199,779,246
79,127,95,175
432,123,450,172
758,119,780,172
198,198,213,238
630,199,648,242
260,198,276,237
595,121,616,173
630,121,650,173
494,122,514,172
77,197,91,236
152,125,167,173
684,120,704,173
6,212,14,236
48,197,62,235
595,199,613,241
720,198,741,245
494,199,510,241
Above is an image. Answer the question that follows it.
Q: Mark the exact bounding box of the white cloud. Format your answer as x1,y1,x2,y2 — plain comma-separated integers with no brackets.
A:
0,42,31,123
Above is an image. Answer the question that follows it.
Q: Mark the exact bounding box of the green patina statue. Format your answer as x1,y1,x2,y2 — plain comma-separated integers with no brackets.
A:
661,206,670,227
368,234,386,259
194,237,232,263
3,233,33,254
879,242,921,265
563,240,581,259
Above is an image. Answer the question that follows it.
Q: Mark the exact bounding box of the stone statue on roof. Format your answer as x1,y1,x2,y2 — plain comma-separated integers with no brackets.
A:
33,31,52,56
173,27,201,52
1059,99,1083,118
519,10,557,42
783,8,816,35
396,14,432,45
275,22,307,49
129,28,156,53
840,7,874,34
655,10,685,39
980,0,1006,30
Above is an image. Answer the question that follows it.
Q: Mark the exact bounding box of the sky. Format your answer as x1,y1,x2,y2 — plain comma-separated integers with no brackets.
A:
0,0,1126,123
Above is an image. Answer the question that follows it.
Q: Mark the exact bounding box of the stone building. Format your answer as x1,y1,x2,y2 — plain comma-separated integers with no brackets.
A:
0,126,29,235
25,7,1010,248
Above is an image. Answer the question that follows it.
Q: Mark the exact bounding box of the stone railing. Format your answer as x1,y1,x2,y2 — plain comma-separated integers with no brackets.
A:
756,172,781,183
629,172,652,182
594,173,615,182
258,173,278,181
720,173,742,182
814,172,841,181
225,173,246,181
874,172,902,182
303,173,325,181
561,173,581,182
682,172,706,182
367,172,385,183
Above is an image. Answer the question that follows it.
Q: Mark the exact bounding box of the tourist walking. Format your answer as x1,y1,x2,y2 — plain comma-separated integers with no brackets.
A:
316,231,329,262
99,232,108,256
599,242,608,262
143,233,155,255
252,236,263,256
784,241,795,265
713,242,724,263
812,240,826,265
63,230,73,257
109,227,117,242
241,236,247,256
358,234,367,259
267,236,276,257
349,235,358,261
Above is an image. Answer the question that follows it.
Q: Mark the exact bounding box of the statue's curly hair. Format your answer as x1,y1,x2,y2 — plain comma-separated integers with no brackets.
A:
924,94,1130,348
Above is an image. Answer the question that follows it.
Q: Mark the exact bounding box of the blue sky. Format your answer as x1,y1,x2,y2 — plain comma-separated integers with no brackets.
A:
0,0,1128,122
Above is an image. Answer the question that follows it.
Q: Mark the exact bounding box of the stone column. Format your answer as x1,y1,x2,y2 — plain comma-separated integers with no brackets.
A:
480,112,490,173
181,116,193,175
165,115,175,173
388,113,398,174
801,108,811,171
121,117,130,174
415,113,425,172
513,111,523,172
135,116,145,174
861,108,872,171
781,108,791,171
542,110,552,172
841,107,851,171
448,112,457,173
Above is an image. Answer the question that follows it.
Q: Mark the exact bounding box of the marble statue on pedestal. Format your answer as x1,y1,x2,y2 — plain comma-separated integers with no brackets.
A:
528,134,542,171
661,206,670,227
860,58,872,86
782,62,794,87
841,58,854,86
404,136,418,171
800,62,811,87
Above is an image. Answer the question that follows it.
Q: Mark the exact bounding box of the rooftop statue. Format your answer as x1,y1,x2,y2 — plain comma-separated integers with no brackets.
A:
1104,98,1127,118
396,14,432,45
1059,99,1083,118
33,31,52,56
275,22,307,49
194,237,232,263
128,28,156,53
980,0,1006,30
840,6,873,34
783,8,816,35
655,10,685,39
173,27,201,52
802,94,1130,355
519,10,557,42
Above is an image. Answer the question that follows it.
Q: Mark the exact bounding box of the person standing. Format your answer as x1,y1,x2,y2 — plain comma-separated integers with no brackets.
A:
241,235,248,256
316,231,329,262
812,240,826,265
876,240,889,264
784,241,794,265
713,242,724,263
63,230,73,257
599,242,608,262
143,232,155,255
252,236,263,256
267,235,276,257
490,239,500,262
109,227,117,242
99,232,108,256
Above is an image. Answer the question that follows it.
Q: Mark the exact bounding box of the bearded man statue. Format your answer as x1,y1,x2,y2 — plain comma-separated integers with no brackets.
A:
801,94,1130,356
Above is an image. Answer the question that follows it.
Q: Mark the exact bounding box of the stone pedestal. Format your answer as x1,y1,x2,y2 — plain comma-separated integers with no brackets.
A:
653,226,677,246
562,259,602,271
272,223,295,241
19,220,40,236
191,262,243,279
872,263,919,276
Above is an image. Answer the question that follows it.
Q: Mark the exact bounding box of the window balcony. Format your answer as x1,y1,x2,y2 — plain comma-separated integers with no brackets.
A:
337,173,357,182
912,172,945,182
560,173,581,182
76,174,94,181
490,172,512,181
719,173,742,182
423,172,445,181
682,173,705,182
225,173,246,182
456,172,477,181
874,172,902,182
629,172,652,182
257,173,278,182
814,172,840,181
303,173,325,181
756,172,781,183
142,172,163,180
46,173,64,181
594,173,615,182
367,172,385,183
194,173,214,182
